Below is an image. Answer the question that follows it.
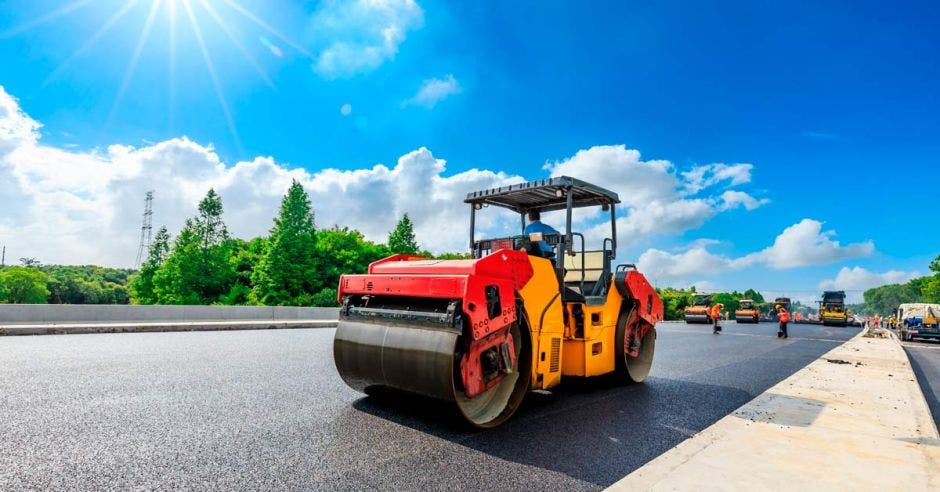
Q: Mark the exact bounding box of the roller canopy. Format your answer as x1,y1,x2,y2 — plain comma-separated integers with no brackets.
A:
464,176,620,213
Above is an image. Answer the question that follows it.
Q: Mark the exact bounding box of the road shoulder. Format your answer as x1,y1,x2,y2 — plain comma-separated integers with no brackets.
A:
607,329,940,491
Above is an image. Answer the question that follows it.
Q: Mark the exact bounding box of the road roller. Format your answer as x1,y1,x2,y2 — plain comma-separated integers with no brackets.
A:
819,291,848,326
683,294,712,323
734,299,760,323
333,176,664,428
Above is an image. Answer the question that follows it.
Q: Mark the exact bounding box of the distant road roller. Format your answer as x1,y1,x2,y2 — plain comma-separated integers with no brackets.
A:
734,299,760,323
333,176,664,428
684,294,713,323
819,291,848,326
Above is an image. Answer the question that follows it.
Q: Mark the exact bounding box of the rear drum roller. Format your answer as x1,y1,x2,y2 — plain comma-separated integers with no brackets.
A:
615,310,657,383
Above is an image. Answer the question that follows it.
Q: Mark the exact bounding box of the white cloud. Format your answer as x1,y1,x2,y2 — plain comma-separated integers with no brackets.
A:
743,219,874,269
719,190,770,211
404,74,461,108
340,103,352,116
818,267,919,292
681,163,754,194
0,86,521,266
310,0,424,79
638,246,734,280
637,219,875,285
0,87,766,268
543,145,767,247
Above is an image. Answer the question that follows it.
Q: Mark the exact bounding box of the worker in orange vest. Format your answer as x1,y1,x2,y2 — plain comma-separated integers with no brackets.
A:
777,305,791,339
710,303,724,334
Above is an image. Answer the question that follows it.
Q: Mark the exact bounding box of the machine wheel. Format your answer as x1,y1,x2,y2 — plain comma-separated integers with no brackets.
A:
615,309,657,383
454,321,531,428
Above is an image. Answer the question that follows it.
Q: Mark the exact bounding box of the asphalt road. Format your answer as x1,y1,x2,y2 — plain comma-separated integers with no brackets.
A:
902,338,940,429
0,321,858,490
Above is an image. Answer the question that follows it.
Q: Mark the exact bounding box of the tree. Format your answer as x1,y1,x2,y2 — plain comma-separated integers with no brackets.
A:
44,265,133,304
312,226,391,306
251,180,319,305
0,266,50,303
656,287,696,320
863,282,922,315
130,226,170,304
388,214,419,255
224,237,267,305
152,189,235,304
19,257,40,268
742,288,765,304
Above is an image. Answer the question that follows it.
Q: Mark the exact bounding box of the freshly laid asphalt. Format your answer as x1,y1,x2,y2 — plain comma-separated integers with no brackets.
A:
0,321,859,490
902,339,940,430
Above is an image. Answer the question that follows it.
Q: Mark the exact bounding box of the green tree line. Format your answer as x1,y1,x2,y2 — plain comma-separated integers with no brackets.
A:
0,263,134,305
130,181,464,307
0,182,465,306
656,287,766,320
861,254,940,315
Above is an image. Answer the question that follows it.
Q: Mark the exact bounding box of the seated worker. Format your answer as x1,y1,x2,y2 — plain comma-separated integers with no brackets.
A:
523,210,559,258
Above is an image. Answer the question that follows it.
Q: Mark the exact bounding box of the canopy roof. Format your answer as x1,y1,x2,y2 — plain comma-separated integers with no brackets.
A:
464,176,620,213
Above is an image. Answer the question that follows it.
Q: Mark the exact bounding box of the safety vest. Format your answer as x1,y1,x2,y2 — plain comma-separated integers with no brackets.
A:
778,309,791,323
709,305,722,318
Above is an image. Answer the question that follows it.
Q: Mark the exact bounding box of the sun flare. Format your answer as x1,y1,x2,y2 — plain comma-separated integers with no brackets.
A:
3,0,308,154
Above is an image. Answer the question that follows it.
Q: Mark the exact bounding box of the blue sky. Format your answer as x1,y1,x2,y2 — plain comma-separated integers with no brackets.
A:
0,0,937,302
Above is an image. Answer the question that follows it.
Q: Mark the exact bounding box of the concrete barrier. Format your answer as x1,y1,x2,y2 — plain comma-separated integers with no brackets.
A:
0,319,337,336
0,304,340,325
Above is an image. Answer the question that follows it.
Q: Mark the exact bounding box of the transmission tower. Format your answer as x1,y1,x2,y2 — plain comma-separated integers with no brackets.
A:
135,191,154,267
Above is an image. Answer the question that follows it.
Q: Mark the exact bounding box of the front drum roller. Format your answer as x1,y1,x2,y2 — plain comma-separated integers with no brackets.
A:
334,319,530,428
615,310,657,383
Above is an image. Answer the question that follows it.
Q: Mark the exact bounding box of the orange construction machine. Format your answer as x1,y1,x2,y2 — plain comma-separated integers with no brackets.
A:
684,294,713,323
734,299,760,323
333,177,663,427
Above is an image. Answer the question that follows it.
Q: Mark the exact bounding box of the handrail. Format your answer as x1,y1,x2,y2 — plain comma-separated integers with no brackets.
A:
571,232,586,295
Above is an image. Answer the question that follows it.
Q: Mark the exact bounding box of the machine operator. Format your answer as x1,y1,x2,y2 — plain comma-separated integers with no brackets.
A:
524,210,559,258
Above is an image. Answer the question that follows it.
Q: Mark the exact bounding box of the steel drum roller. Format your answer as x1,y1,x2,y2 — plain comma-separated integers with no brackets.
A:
334,318,528,428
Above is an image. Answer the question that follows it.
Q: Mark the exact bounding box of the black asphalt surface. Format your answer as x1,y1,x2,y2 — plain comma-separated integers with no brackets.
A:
0,321,858,490
902,339,940,429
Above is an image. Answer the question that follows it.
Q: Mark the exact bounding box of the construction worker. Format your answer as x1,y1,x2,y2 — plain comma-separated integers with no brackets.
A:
777,305,791,338
524,210,559,258
710,303,724,334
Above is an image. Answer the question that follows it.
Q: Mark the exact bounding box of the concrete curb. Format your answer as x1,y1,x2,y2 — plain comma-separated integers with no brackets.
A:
0,319,337,336
607,327,940,491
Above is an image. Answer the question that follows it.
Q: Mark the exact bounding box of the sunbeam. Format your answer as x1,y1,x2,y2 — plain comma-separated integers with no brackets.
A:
43,0,140,86
167,0,177,131
0,0,94,39
219,0,312,58
198,0,275,89
109,0,163,122
181,0,242,155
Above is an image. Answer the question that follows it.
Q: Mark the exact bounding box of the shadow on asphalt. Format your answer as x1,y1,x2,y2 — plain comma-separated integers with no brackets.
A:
351,375,755,487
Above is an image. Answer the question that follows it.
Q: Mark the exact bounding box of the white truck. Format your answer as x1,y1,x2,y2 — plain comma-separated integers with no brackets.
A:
897,303,940,341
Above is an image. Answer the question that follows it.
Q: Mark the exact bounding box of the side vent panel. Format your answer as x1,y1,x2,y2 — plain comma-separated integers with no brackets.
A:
549,337,561,372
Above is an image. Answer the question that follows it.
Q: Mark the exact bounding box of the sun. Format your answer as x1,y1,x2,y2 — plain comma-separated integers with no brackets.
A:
1,0,311,154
